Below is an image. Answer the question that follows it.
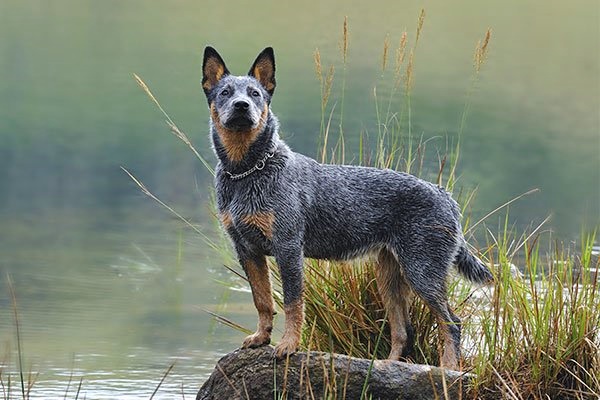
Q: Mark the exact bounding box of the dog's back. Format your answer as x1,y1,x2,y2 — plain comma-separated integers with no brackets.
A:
277,150,462,263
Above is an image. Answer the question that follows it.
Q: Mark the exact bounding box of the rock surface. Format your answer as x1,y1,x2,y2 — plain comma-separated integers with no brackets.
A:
197,346,471,400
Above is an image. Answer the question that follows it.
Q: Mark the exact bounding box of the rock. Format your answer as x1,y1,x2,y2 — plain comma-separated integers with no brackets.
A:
197,346,472,400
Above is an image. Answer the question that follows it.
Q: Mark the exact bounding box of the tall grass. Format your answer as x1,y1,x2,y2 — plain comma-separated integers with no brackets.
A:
468,231,599,399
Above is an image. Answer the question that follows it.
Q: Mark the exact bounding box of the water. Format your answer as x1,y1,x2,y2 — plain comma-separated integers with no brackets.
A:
0,0,598,397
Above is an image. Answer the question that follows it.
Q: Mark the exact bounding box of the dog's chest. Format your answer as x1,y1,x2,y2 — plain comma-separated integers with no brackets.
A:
217,180,275,250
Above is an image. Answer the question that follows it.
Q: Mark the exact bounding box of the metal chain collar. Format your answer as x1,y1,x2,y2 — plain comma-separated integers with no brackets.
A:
225,151,275,180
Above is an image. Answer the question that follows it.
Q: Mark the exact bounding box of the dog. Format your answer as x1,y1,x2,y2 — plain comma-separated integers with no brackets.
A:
201,46,493,370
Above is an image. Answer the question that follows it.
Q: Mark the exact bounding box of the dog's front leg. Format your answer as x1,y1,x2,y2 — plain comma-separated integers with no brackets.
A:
273,246,304,358
241,255,275,349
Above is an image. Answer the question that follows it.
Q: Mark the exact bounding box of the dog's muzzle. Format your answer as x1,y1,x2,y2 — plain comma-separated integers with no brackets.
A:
224,100,257,131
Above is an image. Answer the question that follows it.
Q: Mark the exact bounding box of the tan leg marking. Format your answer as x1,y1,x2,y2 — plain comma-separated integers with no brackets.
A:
241,211,275,239
241,258,275,349
439,320,459,370
375,249,413,360
210,103,268,162
274,299,304,358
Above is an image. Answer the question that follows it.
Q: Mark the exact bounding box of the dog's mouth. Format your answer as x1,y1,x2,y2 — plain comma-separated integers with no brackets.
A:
224,114,255,131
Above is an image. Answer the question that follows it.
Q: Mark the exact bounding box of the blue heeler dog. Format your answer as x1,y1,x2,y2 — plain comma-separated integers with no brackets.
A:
202,46,493,370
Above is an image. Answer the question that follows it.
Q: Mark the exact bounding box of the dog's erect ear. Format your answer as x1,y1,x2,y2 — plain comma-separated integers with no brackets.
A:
202,46,230,96
248,47,276,96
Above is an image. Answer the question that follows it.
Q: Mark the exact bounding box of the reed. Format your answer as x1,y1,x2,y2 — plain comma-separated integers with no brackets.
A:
451,27,493,188
6,274,26,400
149,362,176,400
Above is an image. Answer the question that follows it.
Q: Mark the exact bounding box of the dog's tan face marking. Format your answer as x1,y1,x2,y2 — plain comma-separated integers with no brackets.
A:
241,258,275,348
210,102,268,162
275,299,304,358
241,211,275,239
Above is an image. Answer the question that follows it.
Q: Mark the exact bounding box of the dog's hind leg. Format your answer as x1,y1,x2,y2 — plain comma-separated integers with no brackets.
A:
375,248,414,360
241,255,275,349
433,304,461,370
398,257,461,370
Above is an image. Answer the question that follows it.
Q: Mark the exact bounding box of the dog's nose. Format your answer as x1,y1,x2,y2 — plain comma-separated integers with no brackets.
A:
234,100,250,111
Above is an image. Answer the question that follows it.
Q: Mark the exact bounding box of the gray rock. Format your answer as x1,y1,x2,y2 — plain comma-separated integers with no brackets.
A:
197,346,472,400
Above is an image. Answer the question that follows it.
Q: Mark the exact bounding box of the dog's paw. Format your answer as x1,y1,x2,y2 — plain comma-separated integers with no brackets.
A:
274,337,299,359
241,331,271,349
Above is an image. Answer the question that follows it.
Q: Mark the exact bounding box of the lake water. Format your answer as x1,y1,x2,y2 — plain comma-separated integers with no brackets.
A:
0,0,598,398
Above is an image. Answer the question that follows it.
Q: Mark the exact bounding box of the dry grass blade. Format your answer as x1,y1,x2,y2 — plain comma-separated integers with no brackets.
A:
552,356,595,395
394,31,408,87
490,365,522,400
74,377,83,400
474,28,492,73
320,103,337,164
508,214,551,258
0,369,6,400
201,309,253,335
405,50,415,93
466,188,540,235
6,274,26,400
215,364,243,399
63,367,73,400
313,49,323,84
26,370,37,400
133,73,214,175
340,16,349,63
120,167,219,251
222,264,247,281
149,362,175,400
415,9,426,44
323,65,335,109
382,34,390,72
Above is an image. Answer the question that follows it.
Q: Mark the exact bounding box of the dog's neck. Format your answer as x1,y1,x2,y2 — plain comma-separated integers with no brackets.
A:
211,112,281,175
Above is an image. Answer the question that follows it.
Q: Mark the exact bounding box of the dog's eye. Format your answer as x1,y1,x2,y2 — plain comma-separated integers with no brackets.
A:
251,90,260,97
220,89,229,96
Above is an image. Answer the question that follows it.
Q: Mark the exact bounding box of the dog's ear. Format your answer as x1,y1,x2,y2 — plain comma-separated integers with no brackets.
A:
248,47,276,97
202,46,230,96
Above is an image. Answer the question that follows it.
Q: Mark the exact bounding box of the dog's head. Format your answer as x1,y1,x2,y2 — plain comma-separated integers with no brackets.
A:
202,47,276,152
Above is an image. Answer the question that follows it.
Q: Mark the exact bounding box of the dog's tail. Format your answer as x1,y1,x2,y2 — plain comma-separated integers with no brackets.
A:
455,245,493,284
